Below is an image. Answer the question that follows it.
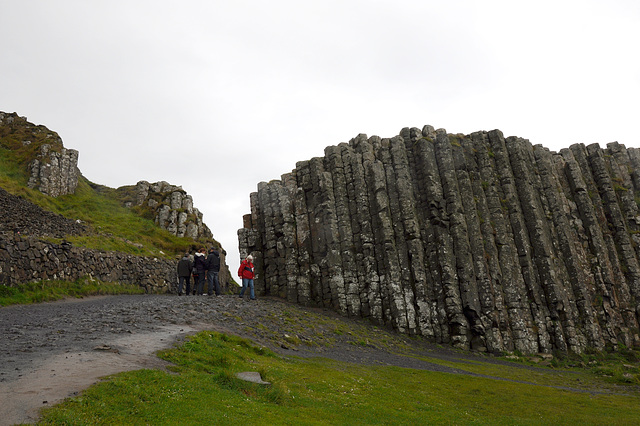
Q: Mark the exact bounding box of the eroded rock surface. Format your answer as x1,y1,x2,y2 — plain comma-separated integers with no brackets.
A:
239,126,640,354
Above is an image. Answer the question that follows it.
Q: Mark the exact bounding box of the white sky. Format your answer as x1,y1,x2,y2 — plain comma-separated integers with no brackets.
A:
1,0,639,276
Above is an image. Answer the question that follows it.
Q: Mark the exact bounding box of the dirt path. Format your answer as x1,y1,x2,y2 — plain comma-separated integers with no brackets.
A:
0,294,617,425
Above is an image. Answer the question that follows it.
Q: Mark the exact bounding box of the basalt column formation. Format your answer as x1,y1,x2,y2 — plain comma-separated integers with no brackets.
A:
238,127,640,354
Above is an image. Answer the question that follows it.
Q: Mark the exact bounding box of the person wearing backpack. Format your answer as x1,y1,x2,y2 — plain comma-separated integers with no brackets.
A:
176,252,193,295
238,254,255,300
205,248,221,296
193,247,207,295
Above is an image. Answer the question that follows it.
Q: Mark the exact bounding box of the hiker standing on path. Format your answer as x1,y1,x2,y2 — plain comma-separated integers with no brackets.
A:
193,248,207,295
238,254,255,300
176,252,193,295
205,248,221,296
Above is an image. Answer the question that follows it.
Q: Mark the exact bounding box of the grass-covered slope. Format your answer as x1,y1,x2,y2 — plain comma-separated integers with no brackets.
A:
0,114,216,258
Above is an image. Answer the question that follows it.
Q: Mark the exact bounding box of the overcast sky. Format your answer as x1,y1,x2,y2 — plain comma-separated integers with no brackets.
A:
1,0,639,276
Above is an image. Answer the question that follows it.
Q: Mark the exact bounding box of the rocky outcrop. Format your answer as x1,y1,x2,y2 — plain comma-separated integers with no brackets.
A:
0,112,79,197
239,126,640,354
126,180,211,241
27,144,79,197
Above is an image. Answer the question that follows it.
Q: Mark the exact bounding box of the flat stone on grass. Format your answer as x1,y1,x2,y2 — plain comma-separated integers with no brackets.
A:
236,372,271,385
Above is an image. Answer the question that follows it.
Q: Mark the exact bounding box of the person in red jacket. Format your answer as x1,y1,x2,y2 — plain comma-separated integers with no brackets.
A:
238,254,255,300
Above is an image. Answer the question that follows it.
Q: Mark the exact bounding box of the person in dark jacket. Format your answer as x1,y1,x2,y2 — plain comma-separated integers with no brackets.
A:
193,247,207,295
238,254,255,300
189,253,198,295
177,252,193,296
205,248,221,296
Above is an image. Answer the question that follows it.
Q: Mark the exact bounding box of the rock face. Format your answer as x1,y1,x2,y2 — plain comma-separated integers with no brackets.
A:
128,180,212,241
27,143,79,197
0,112,80,197
239,126,640,354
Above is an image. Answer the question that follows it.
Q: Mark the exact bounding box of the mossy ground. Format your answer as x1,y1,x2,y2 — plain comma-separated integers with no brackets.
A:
0,278,144,307
1,143,210,258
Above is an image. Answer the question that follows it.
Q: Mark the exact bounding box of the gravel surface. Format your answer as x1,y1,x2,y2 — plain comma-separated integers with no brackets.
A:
0,294,615,425
0,294,470,381
0,187,86,237
0,294,474,424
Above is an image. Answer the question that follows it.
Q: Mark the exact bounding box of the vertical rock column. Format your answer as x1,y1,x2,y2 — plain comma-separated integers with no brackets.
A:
363,136,409,332
308,157,347,313
475,131,538,354
535,146,604,351
281,173,302,303
459,134,506,352
325,145,360,317
377,137,417,334
392,132,433,336
347,135,382,321
410,132,459,345
587,144,640,346
435,132,480,349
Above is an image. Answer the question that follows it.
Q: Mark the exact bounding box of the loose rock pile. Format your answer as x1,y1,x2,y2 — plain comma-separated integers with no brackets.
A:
0,187,86,237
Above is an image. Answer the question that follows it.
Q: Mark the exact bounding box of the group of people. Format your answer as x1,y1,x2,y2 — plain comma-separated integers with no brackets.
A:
177,250,256,300
177,247,221,296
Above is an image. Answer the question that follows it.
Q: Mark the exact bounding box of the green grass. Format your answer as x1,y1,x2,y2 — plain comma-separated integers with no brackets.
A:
38,332,640,425
0,278,145,307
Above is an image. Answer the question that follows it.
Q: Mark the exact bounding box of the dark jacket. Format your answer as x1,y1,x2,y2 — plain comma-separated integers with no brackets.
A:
177,256,193,277
206,250,221,272
193,252,207,273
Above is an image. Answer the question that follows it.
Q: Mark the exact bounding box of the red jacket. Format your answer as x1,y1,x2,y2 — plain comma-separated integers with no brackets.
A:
238,260,254,279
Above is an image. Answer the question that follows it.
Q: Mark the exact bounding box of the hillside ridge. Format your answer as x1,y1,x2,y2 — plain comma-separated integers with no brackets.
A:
0,111,231,291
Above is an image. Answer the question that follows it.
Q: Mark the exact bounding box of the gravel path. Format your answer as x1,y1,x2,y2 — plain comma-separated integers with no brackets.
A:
0,294,618,425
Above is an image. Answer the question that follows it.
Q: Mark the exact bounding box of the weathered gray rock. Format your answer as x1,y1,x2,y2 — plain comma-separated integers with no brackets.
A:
239,126,640,354
0,234,174,292
133,180,212,241
27,145,80,197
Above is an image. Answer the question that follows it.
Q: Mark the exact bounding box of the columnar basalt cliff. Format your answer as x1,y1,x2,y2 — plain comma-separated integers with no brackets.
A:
239,126,640,354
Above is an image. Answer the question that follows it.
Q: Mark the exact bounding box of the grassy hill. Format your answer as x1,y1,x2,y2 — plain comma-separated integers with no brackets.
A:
0,114,216,258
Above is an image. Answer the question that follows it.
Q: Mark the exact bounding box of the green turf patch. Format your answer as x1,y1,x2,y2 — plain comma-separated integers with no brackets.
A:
38,332,640,425
0,278,144,307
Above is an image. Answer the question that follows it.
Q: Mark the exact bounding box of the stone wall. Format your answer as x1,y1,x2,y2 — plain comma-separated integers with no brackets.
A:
239,126,640,354
0,234,175,293
0,233,236,294
0,175,233,294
